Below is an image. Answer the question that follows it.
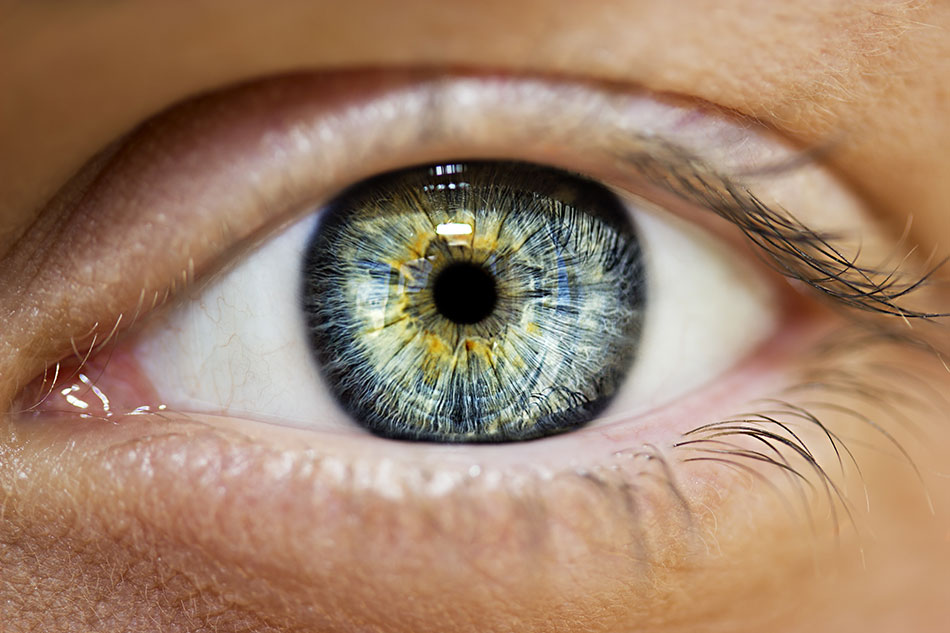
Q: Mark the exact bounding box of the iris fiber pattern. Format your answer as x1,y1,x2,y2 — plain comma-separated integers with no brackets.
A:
303,162,645,442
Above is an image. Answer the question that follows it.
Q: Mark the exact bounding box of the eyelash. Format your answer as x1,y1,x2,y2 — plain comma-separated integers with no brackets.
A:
617,141,946,321
23,173,942,537
638,152,948,535
10,73,947,561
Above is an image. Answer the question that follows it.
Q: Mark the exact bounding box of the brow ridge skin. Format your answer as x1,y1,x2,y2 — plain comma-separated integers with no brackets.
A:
0,1,942,239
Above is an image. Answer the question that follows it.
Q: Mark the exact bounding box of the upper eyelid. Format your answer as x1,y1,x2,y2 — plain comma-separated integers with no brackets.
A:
0,70,931,406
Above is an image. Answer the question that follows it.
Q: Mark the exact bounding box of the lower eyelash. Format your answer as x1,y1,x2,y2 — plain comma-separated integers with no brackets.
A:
671,325,941,549
440,322,938,573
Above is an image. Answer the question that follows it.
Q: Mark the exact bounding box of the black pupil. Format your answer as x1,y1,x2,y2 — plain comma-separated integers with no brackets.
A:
432,262,498,324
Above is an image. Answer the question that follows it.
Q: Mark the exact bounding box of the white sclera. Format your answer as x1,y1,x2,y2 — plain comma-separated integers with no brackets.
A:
134,214,344,427
134,198,777,432
604,198,776,421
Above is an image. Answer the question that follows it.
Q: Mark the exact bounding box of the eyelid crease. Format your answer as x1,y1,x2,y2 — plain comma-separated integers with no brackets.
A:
0,70,940,411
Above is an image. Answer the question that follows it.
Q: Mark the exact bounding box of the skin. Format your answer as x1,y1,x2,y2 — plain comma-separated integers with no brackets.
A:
1,1,949,631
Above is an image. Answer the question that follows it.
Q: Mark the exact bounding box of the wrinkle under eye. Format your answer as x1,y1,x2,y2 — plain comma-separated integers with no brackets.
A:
302,161,646,443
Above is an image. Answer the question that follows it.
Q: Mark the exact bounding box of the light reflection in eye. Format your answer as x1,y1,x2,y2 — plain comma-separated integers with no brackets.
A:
435,222,473,236
58,374,109,413
60,383,90,411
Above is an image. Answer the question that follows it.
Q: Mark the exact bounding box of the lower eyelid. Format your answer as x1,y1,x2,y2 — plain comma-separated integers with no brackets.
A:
7,325,940,631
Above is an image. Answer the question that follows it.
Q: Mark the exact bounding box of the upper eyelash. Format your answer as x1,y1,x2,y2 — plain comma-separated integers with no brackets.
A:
616,140,947,321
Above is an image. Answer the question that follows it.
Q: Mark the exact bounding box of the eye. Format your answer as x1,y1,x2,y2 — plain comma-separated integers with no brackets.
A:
19,72,887,451
118,159,775,441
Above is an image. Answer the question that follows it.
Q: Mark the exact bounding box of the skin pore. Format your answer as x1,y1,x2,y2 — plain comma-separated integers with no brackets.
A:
2,1,950,632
